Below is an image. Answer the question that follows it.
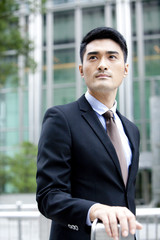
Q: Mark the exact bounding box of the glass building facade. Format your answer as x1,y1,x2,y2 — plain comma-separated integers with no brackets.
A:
0,0,160,204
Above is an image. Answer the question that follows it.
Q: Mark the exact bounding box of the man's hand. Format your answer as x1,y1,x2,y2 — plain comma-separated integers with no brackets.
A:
90,203,142,240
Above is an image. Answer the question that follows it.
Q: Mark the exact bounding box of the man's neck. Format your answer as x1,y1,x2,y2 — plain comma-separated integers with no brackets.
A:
88,90,117,109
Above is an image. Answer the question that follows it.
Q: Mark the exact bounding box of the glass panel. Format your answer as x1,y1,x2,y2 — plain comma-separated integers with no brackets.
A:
43,50,46,66
6,131,19,146
131,2,136,36
138,124,143,152
0,131,5,147
43,15,46,46
146,122,151,151
43,69,47,85
0,90,19,151
54,0,74,4
42,51,46,85
24,72,28,87
54,87,75,105
135,169,152,205
133,41,138,78
112,5,116,29
54,11,74,44
143,0,160,35
145,80,151,150
23,90,28,127
133,81,140,121
82,7,104,36
23,131,29,142
152,79,160,96
116,90,119,110
41,88,47,120
54,48,75,84
53,0,105,3
6,91,19,128
0,89,28,150
0,93,6,129
145,80,150,119
144,39,160,77
83,82,87,94
1,55,18,88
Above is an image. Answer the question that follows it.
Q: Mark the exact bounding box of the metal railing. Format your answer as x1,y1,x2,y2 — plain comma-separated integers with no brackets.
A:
136,208,160,240
0,203,159,240
0,202,51,240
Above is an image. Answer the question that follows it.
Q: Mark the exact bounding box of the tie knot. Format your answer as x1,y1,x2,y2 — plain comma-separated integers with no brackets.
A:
103,110,114,120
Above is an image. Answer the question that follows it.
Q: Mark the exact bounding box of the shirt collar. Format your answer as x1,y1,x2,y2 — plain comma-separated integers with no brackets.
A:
85,91,117,116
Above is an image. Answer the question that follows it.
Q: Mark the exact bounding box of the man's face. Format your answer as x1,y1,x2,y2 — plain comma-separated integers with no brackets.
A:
79,39,129,97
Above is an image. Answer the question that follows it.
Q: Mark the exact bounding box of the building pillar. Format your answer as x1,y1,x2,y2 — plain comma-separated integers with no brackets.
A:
75,6,82,99
104,2,112,27
150,96,160,206
116,0,133,121
28,7,42,144
136,0,147,151
141,170,150,204
18,7,26,143
46,5,54,108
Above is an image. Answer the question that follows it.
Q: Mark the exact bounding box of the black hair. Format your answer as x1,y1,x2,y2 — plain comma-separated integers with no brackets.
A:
80,27,128,63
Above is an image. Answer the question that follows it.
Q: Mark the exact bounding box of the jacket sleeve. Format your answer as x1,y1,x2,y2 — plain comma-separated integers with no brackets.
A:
36,106,95,231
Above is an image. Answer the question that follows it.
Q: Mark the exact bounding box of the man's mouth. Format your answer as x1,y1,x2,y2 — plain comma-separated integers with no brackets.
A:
96,73,111,78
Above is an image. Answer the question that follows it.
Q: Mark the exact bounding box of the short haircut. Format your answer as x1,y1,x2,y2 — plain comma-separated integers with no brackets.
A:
80,27,128,63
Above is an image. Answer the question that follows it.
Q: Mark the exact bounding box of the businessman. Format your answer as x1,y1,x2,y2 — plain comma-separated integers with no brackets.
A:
36,27,142,240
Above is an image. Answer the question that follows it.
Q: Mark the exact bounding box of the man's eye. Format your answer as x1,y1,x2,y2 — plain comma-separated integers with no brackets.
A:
89,56,97,60
109,55,117,59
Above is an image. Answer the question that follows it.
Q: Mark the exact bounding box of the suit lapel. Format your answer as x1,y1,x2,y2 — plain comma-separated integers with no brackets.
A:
78,96,138,188
77,95,122,178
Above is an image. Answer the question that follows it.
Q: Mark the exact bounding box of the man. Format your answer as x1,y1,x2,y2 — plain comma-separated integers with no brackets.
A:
36,27,142,240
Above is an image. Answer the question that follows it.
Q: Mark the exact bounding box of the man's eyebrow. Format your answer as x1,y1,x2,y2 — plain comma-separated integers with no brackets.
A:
107,51,119,55
87,51,99,56
87,51,119,56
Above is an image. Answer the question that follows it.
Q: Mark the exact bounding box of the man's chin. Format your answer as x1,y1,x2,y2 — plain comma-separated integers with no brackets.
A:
92,86,115,93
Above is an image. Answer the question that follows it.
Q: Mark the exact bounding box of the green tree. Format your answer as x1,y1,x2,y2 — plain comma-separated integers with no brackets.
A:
0,154,11,193
9,142,37,193
0,0,45,87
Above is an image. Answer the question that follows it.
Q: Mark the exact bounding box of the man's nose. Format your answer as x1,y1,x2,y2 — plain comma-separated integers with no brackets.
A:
97,58,108,71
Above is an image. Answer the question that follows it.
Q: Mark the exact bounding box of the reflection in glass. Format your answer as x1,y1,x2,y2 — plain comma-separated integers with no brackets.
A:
143,1,160,35
54,48,75,84
54,11,74,44
144,39,160,76
82,7,104,36
54,87,75,105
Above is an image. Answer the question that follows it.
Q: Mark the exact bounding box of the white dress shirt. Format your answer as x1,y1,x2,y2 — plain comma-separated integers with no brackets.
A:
85,91,132,226
85,91,132,168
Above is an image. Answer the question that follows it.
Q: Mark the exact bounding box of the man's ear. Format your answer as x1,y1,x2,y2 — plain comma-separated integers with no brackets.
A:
79,65,84,77
124,63,129,78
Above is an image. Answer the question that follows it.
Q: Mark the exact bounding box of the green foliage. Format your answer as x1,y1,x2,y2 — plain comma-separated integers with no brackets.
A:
8,142,38,193
0,154,11,193
0,142,38,193
0,0,46,87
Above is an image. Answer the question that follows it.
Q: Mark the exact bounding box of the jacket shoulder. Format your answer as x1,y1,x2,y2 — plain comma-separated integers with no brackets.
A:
44,94,90,118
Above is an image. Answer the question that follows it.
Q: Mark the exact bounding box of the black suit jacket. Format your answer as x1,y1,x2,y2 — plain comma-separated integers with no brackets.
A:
36,95,140,240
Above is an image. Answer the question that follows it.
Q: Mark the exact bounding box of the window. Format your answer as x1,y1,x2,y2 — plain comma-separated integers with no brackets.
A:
43,15,46,46
144,39,160,77
54,48,75,84
53,0,74,4
54,11,74,44
143,0,160,35
82,7,104,36
54,87,75,105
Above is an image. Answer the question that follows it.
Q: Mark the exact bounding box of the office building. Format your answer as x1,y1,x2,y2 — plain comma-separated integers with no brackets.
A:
0,0,160,204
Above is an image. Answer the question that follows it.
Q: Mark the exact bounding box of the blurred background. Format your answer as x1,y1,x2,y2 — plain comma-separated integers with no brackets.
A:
0,0,160,239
